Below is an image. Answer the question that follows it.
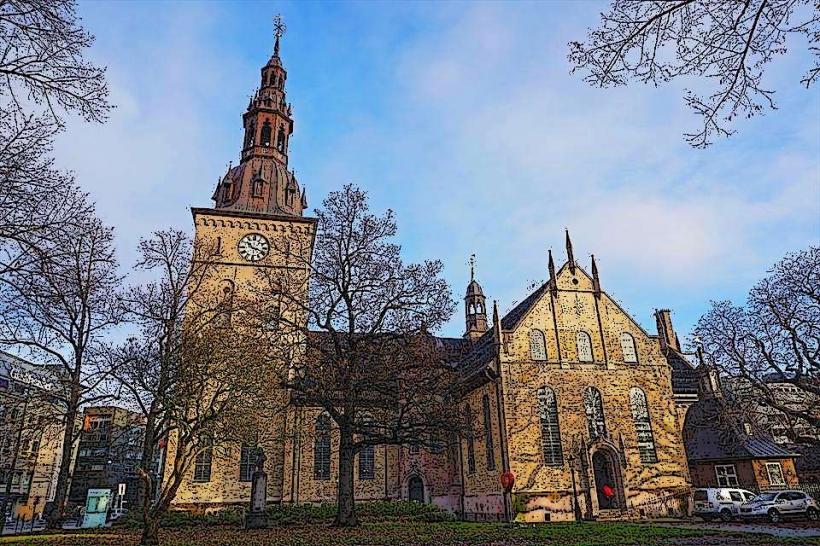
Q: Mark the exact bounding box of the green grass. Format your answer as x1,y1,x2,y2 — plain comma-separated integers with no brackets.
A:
1,522,818,546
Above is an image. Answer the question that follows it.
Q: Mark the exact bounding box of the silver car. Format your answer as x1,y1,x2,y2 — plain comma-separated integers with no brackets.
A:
739,490,820,523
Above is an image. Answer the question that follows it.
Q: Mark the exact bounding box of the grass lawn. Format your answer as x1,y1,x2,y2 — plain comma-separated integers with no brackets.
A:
0,522,817,546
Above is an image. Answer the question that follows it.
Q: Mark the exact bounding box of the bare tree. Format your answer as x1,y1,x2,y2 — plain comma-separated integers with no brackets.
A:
0,214,123,527
112,230,277,546
694,246,819,444
252,184,461,527
569,1,819,147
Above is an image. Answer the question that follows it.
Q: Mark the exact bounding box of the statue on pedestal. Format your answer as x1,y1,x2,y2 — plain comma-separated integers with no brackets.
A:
244,447,269,529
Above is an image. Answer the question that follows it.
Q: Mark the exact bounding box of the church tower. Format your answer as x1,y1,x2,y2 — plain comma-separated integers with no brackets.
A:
464,256,488,342
177,17,316,508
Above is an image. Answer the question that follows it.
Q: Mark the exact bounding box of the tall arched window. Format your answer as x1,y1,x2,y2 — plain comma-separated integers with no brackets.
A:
216,280,234,328
620,332,638,363
577,331,593,362
276,126,286,152
194,442,212,483
537,387,563,466
244,120,256,148
314,413,331,480
358,413,375,480
465,405,476,474
583,386,607,439
529,329,547,361
629,388,658,463
260,121,272,147
482,394,495,471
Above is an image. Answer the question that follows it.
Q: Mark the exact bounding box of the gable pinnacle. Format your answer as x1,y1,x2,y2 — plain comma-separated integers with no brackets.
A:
565,228,576,274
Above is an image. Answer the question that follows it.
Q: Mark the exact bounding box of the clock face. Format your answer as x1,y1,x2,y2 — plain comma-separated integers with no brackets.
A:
237,233,270,262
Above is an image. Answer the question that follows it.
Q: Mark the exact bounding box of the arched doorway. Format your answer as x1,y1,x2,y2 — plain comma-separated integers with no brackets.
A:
592,449,623,510
408,476,424,503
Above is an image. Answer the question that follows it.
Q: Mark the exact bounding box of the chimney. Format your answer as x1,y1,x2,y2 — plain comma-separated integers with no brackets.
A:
655,309,679,352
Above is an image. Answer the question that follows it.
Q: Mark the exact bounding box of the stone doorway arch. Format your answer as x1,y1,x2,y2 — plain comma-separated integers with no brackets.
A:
408,475,425,503
591,448,625,510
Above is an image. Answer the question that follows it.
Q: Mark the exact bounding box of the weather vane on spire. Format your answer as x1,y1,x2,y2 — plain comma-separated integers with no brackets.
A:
469,254,476,281
273,14,286,57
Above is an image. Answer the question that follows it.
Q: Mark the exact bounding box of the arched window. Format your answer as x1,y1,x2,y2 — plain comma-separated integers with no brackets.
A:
620,333,638,363
357,412,375,480
537,387,563,466
216,281,234,328
276,126,286,152
239,444,255,482
482,394,495,470
529,329,547,361
583,386,607,439
252,177,264,198
314,413,331,480
465,405,476,474
194,443,212,482
244,120,256,148
260,121,272,147
577,331,593,362
629,388,658,463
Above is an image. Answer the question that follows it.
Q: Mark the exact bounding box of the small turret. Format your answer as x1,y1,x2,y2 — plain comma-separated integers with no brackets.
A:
548,249,557,296
565,229,576,275
591,254,601,297
464,255,488,342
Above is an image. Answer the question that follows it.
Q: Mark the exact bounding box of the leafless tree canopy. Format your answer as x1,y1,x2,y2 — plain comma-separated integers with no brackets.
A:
253,184,460,527
694,246,820,442
569,0,819,147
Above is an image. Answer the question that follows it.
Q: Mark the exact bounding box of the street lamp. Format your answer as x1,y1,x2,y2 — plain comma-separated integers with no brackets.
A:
568,453,581,522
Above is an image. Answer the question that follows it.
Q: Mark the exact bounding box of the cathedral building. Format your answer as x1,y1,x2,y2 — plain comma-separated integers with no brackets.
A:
169,27,695,522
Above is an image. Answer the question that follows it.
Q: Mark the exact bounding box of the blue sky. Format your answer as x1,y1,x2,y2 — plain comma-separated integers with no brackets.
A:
57,1,819,341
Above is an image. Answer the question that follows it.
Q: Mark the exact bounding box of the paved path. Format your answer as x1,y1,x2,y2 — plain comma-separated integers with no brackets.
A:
657,521,820,539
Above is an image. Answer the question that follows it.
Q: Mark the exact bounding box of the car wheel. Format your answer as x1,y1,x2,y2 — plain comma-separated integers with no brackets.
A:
768,509,781,524
807,507,819,521
719,509,733,523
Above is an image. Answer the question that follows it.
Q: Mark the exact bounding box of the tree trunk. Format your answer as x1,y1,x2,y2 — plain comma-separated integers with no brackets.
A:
45,389,80,529
334,428,358,527
136,410,158,511
140,512,161,546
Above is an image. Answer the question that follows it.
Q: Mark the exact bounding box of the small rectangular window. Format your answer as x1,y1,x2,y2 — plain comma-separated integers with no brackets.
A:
729,491,743,502
765,462,786,486
194,446,213,483
715,464,738,487
239,445,255,482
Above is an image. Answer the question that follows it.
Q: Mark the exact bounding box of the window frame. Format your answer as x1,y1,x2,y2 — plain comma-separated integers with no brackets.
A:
529,329,547,361
358,445,375,481
576,331,593,362
583,386,607,440
715,464,739,487
482,394,496,471
313,413,331,481
193,445,213,483
537,386,563,466
629,387,658,464
620,332,638,363
239,444,256,482
465,405,476,475
765,462,786,486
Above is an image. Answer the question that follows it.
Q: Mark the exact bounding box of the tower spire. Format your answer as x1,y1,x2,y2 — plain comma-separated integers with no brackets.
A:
273,14,286,59
565,229,576,274
464,255,488,342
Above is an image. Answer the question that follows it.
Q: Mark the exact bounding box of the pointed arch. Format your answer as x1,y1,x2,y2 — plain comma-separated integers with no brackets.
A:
529,329,547,361
260,120,272,147
537,386,563,466
620,332,638,363
314,412,331,480
629,388,658,463
276,126,286,152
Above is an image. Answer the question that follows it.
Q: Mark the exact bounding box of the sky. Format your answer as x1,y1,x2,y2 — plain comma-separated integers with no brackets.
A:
56,1,820,341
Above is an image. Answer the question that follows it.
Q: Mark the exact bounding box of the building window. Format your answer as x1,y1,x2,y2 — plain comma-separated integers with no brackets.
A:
358,445,375,480
193,445,212,483
715,464,739,487
276,126,286,152
583,386,607,439
216,281,234,328
766,462,786,486
577,331,593,362
529,329,547,361
620,332,638,363
239,444,256,482
260,121,272,147
465,405,476,475
482,394,495,471
537,386,563,466
629,388,658,463
314,413,331,481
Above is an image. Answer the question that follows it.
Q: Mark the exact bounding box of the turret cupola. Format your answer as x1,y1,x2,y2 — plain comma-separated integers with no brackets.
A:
465,255,488,342
211,15,305,217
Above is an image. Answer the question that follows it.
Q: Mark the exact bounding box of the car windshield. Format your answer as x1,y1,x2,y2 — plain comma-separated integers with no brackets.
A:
694,491,708,501
754,492,778,501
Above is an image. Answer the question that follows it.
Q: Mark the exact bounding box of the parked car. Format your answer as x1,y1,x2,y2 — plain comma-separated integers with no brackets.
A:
693,488,757,522
739,490,820,523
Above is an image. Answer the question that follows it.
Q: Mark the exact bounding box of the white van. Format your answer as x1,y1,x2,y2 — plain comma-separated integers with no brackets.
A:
693,488,757,521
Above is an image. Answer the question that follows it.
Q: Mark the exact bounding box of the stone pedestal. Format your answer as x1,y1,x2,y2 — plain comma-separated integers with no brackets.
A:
244,448,269,529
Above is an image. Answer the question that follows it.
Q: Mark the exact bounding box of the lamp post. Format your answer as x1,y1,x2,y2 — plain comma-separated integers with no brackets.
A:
568,453,581,522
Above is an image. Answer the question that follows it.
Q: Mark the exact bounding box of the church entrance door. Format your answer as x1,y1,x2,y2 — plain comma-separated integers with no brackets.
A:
592,449,623,510
408,476,424,503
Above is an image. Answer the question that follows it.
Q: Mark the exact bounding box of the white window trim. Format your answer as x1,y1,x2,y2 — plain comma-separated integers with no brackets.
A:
765,462,786,486
715,464,738,487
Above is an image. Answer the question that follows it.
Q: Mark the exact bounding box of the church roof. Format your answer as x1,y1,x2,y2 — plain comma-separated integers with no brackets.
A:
500,283,549,330
683,396,798,462
665,349,699,395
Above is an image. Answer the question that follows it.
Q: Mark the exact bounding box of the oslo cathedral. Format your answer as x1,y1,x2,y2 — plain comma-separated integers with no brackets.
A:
168,23,697,522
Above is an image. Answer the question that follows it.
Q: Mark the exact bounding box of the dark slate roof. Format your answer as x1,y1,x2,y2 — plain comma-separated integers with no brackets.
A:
683,397,798,462
665,349,699,395
500,283,548,330
458,329,497,382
